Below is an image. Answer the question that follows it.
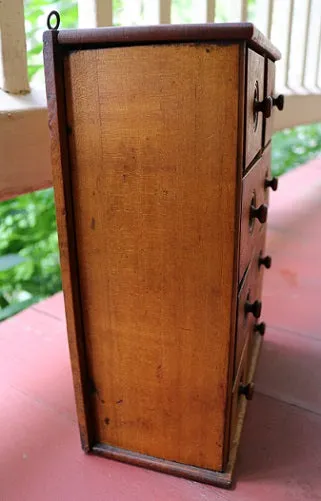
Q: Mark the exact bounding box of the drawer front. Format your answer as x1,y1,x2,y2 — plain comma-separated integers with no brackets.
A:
236,229,269,380
264,59,285,146
239,146,271,282
264,59,275,146
254,229,268,299
230,343,250,441
235,259,261,377
246,231,268,363
245,49,265,168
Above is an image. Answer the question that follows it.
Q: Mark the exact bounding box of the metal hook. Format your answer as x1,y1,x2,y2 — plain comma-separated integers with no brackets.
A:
47,10,60,30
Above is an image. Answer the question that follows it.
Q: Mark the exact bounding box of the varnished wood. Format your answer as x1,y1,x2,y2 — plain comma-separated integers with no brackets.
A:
254,229,268,300
245,49,265,168
222,42,246,468
92,327,263,489
243,228,267,368
235,260,257,378
43,30,93,451
43,25,281,487
231,337,249,440
239,146,271,282
264,58,276,146
236,217,268,374
92,443,233,489
64,43,240,471
227,330,263,485
55,23,281,61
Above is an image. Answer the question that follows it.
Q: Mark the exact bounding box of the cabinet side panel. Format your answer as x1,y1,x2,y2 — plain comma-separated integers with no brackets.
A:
64,43,239,471
43,32,92,451
223,42,246,468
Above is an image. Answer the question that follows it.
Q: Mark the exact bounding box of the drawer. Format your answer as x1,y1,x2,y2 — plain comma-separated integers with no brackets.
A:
264,59,284,146
264,59,275,146
246,231,269,363
253,229,269,299
235,258,262,378
245,49,265,167
230,342,253,441
239,146,272,282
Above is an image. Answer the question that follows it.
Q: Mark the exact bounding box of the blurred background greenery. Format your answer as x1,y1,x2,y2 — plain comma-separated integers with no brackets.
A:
0,0,320,320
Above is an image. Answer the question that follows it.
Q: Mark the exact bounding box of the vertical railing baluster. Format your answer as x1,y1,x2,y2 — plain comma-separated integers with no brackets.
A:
267,0,274,38
78,0,113,28
315,18,321,88
301,0,312,87
285,0,295,88
241,0,248,21
206,0,216,23
0,0,29,94
159,0,171,24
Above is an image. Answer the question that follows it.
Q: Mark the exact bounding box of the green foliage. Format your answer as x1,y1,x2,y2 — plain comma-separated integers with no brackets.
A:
24,0,125,82
25,0,78,82
0,1,320,321
0,298,39,322
272,123,321,176
0,2,72,320
0,254,26,272
171,0,195,23
0,189,61,318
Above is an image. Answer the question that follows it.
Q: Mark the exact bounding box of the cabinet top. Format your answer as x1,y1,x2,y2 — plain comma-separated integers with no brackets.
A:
44,22,281,61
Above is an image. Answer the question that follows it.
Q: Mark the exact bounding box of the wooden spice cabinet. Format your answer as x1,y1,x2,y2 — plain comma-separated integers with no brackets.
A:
43,22,283,488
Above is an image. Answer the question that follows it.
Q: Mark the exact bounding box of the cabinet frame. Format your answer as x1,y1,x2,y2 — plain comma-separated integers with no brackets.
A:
43,23,280,488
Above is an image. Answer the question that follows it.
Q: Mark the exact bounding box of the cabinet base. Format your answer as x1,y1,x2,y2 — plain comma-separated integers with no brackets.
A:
92,443,232,488
88,334,263,489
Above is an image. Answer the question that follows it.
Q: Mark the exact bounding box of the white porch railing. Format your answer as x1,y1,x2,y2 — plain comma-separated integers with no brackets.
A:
1,0,321,201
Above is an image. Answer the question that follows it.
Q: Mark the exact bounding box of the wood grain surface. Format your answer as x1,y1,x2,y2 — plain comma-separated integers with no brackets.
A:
239,146,271,282
264,58,275,146
230,335,249,439
64,43,240,471
235,255,259,378
43,31,93,451
245,48,265,168
222,43,246,467
54,22,281,61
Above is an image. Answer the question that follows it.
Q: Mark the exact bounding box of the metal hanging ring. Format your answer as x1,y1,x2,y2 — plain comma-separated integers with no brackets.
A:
47,10,60,30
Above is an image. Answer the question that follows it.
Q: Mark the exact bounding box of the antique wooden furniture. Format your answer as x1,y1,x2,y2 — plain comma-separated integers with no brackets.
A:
44,18,283,488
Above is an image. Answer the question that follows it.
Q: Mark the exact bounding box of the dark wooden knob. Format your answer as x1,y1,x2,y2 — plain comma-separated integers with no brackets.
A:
273,94,284,111
259,254,272,269
254,322,266,335
250,203,268,224
265,176,278,191
254,96,273,118
239,382,255,400
245,299,262,319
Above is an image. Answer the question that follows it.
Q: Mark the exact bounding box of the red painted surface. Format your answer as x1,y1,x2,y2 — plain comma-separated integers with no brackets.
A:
1,159,321,500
